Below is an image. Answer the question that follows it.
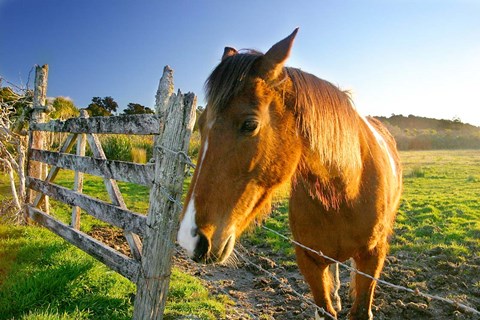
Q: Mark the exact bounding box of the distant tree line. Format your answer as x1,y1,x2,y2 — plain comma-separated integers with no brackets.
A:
376,114,480,150
85,97,153,117
0,89,153,119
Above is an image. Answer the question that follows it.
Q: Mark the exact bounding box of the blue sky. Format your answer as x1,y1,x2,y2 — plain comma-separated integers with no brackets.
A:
1,0,479,126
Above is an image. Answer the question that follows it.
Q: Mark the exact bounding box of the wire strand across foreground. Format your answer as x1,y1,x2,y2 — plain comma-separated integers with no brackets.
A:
233,247,337,320
261,225,480,316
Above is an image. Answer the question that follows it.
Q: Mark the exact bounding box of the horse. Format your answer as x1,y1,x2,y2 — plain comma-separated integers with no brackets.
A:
177,28,402,319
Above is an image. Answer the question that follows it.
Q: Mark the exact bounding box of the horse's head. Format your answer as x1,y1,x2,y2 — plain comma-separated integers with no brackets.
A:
177,29,303,263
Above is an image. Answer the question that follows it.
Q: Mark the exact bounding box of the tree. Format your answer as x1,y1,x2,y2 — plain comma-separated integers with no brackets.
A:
49,96,79,120
0,84,29,220
0,86,33,133
86,96,118,116
86,103,111,116
121,103,154,115
46,97,80,151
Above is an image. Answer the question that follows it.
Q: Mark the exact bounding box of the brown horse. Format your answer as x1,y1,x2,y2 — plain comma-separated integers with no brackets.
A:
177,28,402,319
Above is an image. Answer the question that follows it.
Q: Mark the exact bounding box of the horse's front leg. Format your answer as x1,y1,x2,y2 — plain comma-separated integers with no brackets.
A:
330,263,342,312
349,245,388,320
295,246,338,319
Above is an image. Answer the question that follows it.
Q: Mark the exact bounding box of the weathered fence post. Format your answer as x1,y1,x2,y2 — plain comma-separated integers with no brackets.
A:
133,66,196,319
26,64,49,220
71,109,87,229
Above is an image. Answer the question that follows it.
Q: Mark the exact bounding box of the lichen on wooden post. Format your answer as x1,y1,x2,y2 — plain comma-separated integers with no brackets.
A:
133,67,196,319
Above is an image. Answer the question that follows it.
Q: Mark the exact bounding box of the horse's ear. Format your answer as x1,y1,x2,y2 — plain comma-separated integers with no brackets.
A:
222,47,238,61
260,28,299,81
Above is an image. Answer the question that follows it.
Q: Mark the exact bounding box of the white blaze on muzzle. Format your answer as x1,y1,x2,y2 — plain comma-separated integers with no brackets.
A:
177,135,210,257
177,195,199,256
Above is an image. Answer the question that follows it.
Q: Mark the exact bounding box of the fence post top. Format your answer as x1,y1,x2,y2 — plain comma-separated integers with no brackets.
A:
79,109,88,118
155,66,175,115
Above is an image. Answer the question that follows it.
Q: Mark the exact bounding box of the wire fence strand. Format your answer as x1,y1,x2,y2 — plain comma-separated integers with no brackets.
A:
261,225,480,316
233,247,337,320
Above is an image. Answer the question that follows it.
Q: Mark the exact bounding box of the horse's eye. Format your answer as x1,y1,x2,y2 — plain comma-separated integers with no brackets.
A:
240,119,259,134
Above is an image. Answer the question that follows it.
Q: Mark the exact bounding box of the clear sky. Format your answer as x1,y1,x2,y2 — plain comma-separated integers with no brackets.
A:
1,0,479,126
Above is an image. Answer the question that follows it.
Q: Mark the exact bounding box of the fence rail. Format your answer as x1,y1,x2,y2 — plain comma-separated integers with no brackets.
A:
25,64,197,319
27,176,147,236
30,113,162,134
29,148,155,186
28,206,140,282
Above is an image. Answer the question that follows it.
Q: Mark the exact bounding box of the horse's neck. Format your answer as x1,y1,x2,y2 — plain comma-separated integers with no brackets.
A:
295,134,364,210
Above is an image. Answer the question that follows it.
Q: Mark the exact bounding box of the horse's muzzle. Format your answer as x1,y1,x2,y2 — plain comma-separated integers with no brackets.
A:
192,231,211,263
192,232,235,264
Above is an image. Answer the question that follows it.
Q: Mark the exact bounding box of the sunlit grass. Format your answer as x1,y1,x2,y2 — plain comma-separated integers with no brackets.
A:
392,150,480,259
0,166,226,319
0,224,226,320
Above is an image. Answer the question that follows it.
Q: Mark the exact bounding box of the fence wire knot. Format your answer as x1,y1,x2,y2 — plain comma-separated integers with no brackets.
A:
157,144,196,169
159,186,184,210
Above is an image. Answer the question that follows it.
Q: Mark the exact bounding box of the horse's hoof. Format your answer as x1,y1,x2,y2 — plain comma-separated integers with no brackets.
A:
315,308,337,320
315,309,325,320
332,294,342,312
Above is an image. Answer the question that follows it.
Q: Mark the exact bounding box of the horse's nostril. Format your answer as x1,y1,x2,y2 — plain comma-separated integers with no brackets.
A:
190,227,198,237
193,231,210,263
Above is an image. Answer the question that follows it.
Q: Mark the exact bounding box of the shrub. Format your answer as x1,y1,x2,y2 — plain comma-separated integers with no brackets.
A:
188,131,201,160
102,135,132,162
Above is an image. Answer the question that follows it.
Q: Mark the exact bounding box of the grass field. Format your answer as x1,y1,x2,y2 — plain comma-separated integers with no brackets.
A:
1,150,479,319
394,150,479,257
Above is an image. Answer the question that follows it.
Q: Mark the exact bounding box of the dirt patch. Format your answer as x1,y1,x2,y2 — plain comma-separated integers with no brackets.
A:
175,238,480,320
174,245,316,319
88,226,133,257
89,226,479,319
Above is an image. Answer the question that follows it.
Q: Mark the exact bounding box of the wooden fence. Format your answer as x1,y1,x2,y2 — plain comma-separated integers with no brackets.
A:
25,65,196,319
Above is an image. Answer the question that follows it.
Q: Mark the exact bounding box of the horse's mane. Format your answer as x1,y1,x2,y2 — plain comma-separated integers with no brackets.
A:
285,68,362,175
205,51,362,175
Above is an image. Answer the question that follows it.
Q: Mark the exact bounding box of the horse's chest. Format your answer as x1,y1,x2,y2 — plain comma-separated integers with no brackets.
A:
289,194,381,261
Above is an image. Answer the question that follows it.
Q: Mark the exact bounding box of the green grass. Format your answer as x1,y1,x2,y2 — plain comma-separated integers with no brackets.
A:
0,168,225,320
0,225,134,320
0,224,226,320
393,150,480,258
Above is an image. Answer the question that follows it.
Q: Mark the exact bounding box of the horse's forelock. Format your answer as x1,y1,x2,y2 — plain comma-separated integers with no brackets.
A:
205,50,263,114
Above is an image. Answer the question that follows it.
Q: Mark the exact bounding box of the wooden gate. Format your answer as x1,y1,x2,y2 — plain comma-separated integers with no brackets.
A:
25,65,196,319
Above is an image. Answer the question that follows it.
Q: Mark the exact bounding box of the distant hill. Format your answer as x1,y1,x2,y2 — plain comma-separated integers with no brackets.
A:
374,114,480,150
